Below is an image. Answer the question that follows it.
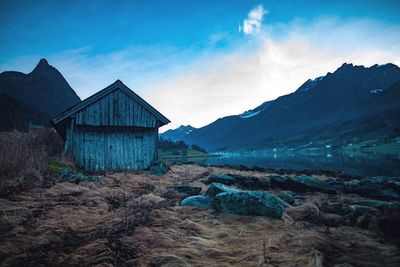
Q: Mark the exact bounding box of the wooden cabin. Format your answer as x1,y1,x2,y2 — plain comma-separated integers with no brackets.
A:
51,80,170,171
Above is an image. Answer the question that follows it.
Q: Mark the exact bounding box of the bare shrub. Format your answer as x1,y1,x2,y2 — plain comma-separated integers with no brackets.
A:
0,130,50,196
30,128,64,156
120,193,165,233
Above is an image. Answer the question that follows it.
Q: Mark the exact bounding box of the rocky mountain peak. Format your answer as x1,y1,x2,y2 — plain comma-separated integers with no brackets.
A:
32,58,52,74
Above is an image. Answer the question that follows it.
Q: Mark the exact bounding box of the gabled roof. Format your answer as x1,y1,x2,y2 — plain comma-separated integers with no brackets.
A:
51,80,170,126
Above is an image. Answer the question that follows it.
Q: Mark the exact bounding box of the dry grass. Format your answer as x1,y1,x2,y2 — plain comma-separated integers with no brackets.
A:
1,131,45,196
0,163,399,266
0,129,64,197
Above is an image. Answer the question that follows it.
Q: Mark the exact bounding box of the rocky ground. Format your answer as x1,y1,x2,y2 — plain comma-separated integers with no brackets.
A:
1,163,399,266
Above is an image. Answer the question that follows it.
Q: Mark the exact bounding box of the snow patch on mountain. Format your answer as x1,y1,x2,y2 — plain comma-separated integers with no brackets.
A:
240,110,260,119
297,76,325,92
370,89,383,94
239,100,273,119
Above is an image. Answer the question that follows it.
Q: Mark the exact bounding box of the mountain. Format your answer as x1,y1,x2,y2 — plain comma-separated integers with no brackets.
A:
0,59,80,131
161,125,197,142
173,63,400,151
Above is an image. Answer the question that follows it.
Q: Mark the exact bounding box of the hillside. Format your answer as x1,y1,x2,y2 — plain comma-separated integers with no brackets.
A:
167,63,400,151
161,125,197,142
0,59,80,131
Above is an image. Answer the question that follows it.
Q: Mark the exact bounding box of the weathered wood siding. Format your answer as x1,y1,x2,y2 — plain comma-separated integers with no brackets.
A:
60,87,164,171
68,126,157,171
75,89,157,128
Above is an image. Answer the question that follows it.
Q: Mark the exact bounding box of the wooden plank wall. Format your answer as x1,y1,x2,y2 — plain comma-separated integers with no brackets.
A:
71,126,158,171
74,89,157,128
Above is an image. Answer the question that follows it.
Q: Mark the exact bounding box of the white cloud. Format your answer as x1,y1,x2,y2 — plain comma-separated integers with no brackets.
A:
1,17,400,133
147,18,400,131
0,45,197,100
240,5,267,35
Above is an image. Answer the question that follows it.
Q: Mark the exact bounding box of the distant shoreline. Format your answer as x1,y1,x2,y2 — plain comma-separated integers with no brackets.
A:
159,154,220,160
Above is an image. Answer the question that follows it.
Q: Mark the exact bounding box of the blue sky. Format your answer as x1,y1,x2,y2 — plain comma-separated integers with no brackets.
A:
1,0,400,130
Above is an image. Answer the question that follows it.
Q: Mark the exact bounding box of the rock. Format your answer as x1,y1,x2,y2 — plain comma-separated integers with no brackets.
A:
232,175,271,190
352,199,397,209
206,183,239,198
206,173,272,190
384,181,400,192
258,176,272,189
345,179,360,187
343,177,400,201
214,191,285,218
370,176,391,184
286,204,320,222
348,205,379,217
169,184,202,195
290,175,337,194
270,175,289,187
323,177,345,191
341,204,379,228
344,184,400,201
180,195,213,209
276,191,295,205
206,174,236,185
271,174,337,194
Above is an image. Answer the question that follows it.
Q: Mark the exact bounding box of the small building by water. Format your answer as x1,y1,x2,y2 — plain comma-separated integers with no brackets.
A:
51,80,170,171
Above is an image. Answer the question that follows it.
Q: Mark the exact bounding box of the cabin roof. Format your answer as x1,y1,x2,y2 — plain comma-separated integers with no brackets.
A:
51,80,170,126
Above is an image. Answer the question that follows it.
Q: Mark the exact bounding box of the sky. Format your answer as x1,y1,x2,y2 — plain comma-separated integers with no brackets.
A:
1,0,400,131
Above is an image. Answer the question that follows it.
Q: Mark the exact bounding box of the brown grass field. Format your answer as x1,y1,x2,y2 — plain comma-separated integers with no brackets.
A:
0,163,399,266
0,130,399,266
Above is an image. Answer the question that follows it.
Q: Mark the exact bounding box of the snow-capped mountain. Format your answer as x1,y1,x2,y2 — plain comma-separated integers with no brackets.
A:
296,76,325,93
160,125,197,141
239,100,272,119
167,63,400,151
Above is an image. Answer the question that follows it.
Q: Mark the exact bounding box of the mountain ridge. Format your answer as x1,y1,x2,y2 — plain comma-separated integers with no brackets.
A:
0,58,81,131
161,125,197,142
161,63,400,151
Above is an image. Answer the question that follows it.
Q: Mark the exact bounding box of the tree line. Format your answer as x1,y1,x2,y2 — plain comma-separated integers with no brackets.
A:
158,138,207,153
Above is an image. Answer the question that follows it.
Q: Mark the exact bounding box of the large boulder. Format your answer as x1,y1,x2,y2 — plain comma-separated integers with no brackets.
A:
290,175,337,194
371,176,400,192
276,191,295,205
270,175,289,187
206,182,239,197
286,204,321,222
270,175,337,194
206,174,236,185
205,173,271,190
352,199,397,209
233,175,271,190
180,195,213,209
344,181,400,201
214,191,285,218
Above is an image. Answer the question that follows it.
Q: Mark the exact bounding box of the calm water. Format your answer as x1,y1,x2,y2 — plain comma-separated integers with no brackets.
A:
168,151,400,178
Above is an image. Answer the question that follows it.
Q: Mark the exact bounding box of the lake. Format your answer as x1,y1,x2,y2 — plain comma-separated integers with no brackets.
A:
165,150,400,178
